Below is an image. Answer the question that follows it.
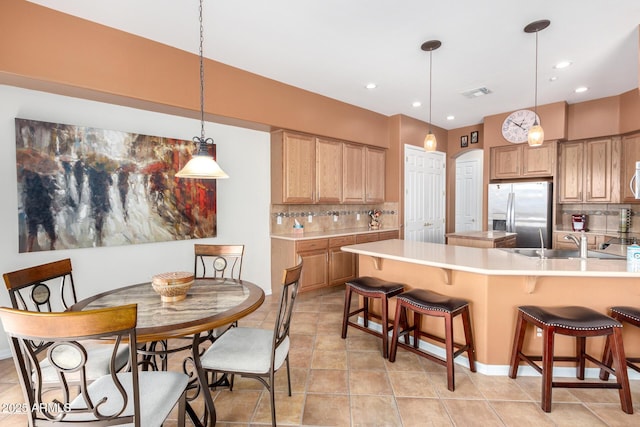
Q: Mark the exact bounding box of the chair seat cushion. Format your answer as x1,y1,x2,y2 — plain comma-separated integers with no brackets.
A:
519,305,621,331
397,289,469,313
67,371,188,427
200,327,289,375
346,277,404,295
611,306,640,324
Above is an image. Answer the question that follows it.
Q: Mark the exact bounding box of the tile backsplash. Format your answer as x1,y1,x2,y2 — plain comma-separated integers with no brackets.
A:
558,204,639,236
271,203,399,234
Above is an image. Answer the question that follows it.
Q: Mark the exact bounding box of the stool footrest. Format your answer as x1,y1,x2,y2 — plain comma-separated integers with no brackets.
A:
551,381,623,390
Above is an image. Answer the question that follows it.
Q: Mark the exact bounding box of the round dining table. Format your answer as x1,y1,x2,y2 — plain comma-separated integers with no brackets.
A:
70,277,265,426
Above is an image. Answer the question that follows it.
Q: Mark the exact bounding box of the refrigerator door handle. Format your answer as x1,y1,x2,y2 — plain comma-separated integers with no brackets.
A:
507,192,514,232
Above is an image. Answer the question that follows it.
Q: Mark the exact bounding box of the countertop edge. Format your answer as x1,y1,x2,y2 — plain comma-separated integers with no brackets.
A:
271,227,400,241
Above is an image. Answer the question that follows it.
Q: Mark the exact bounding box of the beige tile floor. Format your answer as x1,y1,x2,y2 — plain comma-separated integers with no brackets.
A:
2,285,640,426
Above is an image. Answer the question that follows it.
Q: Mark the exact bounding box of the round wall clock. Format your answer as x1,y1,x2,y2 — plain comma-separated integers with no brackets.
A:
501,109,540,143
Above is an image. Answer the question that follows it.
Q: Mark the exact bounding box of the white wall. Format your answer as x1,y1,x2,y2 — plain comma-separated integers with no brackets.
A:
0,85,271,358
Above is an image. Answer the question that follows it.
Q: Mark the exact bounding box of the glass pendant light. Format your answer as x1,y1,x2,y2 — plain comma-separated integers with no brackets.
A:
421,40,441,152
524,20,550,148
176,0,229,179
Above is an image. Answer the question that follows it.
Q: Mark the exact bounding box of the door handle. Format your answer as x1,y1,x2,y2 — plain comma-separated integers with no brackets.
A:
424,222,432,227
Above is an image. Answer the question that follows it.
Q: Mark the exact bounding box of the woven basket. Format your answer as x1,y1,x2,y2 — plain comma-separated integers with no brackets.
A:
152,271,194,302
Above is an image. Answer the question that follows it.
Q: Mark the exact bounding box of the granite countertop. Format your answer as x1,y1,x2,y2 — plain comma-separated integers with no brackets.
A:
445,231,516,241
271,227,400,241
341,239,640,278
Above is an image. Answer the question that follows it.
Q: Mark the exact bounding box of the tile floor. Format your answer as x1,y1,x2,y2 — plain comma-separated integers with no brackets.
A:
2,285,640,426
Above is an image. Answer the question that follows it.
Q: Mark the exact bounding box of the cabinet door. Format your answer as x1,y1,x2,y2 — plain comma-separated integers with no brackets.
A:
282,132,316,203
584,138,611,202
558,142,584,203
365,147,385,202
523,143,554,177
622,133,640,202
378,230,399,240
329,247,355,286
316,138,342,203
342,143,366,203
297,249,328,292
490,145,521,179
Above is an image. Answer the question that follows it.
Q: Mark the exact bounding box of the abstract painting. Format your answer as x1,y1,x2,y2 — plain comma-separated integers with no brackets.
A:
15,118,217,253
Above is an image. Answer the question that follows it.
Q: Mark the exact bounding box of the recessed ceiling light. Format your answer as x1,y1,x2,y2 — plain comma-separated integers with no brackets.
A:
554,61,572,69
575,86,588,93
365,83,377,89
446,115,455,120
412,101,422,108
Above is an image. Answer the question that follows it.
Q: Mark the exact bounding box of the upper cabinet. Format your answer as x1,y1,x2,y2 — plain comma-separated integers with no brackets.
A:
558,137,620,203
490,142,555,180
621,133,640,203
272,130,386,204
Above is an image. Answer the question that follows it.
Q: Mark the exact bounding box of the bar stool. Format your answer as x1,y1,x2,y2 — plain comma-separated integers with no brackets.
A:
388,288,476,391
509,305,633,414
600,306,640,379
341,276,405,358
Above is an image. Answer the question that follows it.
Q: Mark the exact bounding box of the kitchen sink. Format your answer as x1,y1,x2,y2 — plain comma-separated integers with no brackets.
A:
503,248,625,260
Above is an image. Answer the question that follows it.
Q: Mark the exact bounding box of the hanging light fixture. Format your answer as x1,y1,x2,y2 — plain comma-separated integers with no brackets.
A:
421,40,441,152
176,0,229,179
524,19,550,147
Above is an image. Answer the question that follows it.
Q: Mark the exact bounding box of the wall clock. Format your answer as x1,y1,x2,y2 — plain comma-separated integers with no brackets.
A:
501,109,540,143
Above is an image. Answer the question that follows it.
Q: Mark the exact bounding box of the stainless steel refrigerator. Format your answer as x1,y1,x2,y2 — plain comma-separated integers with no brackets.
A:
487,181,553,248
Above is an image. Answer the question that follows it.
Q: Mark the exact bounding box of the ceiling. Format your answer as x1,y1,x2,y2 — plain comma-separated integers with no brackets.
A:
27,0,640,130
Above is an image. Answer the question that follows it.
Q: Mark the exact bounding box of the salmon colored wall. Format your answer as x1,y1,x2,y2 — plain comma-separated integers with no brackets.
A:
620,89,640,134
0,0,389,148
567,96,620,140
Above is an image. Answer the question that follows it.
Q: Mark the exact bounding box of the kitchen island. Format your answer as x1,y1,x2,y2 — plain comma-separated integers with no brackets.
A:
341,239,640,375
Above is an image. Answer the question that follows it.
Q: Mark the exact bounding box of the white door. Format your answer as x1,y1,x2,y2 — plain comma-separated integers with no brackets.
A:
455,150,483,232
404,145,446,243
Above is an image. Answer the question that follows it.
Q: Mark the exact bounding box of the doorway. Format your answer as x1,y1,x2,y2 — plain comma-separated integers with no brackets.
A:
454,150,483,232
404,145,446,243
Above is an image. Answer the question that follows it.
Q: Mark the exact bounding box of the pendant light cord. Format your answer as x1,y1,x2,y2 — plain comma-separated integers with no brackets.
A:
428,50,433,133
534,31,539,119
198,0,206,143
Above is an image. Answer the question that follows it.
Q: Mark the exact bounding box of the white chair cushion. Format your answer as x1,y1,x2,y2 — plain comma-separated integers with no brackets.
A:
66,371,188,427
38,341,130,383
200,327,289,375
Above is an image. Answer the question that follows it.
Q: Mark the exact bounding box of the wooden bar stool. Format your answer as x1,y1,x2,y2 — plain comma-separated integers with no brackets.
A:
341,276,405,358
509,305,633,414
388,288,476,391
600,306,640,379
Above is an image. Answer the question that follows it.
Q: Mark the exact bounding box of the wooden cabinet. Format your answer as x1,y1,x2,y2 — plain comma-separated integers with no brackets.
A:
378,230,399,240
490,143,555,180
296,239,329,292
558,138,619,203
621,133,640,203
271,130,316,203
272,130,386,204
316,138,343,203
365,147,386,202
553,231,598,250
328,235,356,286
342,143,366,203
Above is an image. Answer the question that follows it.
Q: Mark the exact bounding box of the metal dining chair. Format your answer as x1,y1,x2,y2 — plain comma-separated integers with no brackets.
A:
192,262,303,427
0,304,189,426
2,258,129,383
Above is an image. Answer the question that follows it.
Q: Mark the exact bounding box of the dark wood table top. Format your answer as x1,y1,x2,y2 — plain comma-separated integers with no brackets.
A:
71,278,265,343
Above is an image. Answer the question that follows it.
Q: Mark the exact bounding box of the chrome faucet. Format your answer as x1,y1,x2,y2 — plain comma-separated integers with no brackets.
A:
538,228,545,259
564,232,588,259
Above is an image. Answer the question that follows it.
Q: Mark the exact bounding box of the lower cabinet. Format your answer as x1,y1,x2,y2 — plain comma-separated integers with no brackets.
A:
552,231,611,250
270,230,399,293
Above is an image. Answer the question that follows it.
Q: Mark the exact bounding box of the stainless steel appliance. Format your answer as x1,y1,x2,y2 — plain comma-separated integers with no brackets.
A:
488,181,552,248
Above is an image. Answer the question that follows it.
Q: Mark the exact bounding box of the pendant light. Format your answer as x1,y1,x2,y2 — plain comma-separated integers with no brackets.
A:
524,19,550,147
421,40,441,152
176,0,229,179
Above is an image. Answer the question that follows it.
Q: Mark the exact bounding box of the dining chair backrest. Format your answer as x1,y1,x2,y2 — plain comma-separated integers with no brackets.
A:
272,262,303,362
194,244,244,279
3,258,77,312
1,304,141,425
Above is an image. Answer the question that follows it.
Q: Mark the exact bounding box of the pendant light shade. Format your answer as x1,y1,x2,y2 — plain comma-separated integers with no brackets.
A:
176,0,229,180
421,40,441,152
524,19,550,148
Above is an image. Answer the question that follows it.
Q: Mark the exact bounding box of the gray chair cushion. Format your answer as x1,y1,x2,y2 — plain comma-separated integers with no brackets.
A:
199,327,289,375
67,371,188,427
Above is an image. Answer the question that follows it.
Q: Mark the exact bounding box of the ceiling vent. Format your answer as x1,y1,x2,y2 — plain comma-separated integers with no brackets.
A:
461,87,492,98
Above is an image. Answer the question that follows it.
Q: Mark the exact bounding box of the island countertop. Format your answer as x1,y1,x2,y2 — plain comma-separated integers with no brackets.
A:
341,239,639,278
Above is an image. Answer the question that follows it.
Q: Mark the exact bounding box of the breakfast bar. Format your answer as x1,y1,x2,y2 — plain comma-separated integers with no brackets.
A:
341,239,640,374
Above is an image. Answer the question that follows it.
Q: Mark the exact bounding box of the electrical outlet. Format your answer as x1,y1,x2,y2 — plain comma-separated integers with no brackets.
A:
308,214,313,223
333,215,338,222
536,327,542,337
357,213,360,220
276,215,282,225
